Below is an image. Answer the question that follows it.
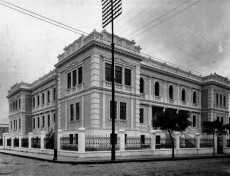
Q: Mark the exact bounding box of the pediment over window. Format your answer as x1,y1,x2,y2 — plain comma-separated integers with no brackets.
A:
67,61,80,71
115,57,135,66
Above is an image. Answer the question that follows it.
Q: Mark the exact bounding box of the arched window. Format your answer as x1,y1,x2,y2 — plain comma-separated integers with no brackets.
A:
155,81,160,96
193,91,197,104
140,77,144,93
169,85,173,99
182,88,186,102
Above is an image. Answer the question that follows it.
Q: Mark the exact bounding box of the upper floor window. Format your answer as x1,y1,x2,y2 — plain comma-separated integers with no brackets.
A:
216,93,219,105
78,66,82,84
155,81,160,96
169,85,173,99
105,63,112,82
47,90,50,103
37,95,40,106
192,115,196,127
33,118,35,129
220,94,222,106
193,91,197,104
37,117,40,128
139,108,144,123
72,69,77,87
42,93,45,104
42,116,45,127
76,103,80,120
120,102,127,120
33,97,35,108
48,115,50,127
115,66,122,84
70,104,74,121
18,99,21,109
53,88,56,101
182,88,186,102
140,77,144,93
223,96,226,106
67,72,71,89
125,68,131,86
19,119,21,129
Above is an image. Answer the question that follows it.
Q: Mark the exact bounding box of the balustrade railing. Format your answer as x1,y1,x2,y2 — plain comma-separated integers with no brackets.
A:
180,133,196,148
21,138,28,148
85,135,119,151
125,136,151,150
60,137,78,151
155,137,174,149
14,138,19,147
200,138,213,148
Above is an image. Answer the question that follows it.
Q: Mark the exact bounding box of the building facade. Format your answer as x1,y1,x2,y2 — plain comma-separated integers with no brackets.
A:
6,29,230,142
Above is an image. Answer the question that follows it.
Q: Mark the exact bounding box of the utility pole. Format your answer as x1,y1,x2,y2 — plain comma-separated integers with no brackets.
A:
102,0,122,161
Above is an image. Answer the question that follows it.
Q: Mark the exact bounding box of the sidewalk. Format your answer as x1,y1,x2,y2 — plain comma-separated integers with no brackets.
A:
0,149,229,164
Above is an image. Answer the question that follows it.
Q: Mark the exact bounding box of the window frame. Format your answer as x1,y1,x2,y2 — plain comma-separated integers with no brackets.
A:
110,101,117,119
192,115,196,127
115,65,122,84
105,63,112,82
169,85,174,100
139,108,144,123
140,77,144,93
155,81,160,97
125,68,131,86
78,66,83,85
70,104,74,121
120,102,127,120
181,88,186,102
193,91,197,104
75,103,80,120
67,72,71,89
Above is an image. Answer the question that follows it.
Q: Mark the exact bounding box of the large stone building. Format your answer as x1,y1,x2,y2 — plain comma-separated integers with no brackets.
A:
6,29,230,144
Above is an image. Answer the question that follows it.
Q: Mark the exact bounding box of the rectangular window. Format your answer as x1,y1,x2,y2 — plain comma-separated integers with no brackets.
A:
125,134,127,145
115,66,122,84
220,95,222,106
221,117,224,124
16,101,17,110
75,134,78,144
110,101,117,119
42,93,45,104
216,93,218,105
10,121,12,130
42,116,45,127
70,104,74,121
72,69,76,87
156,136,161,145
47,91,50,103
19,119,21,129
69,134,73,144
33,97,35,108
120,102,126,120
47,115,50,127
75,103,80,120
223,96,226,107
140,108,144,123
67,72,71,89
125,68,131,86
37,117,40,128
18,99,21,109
37,95,40,106
217,116,220,122
78,67,82,84
53,88,56,101
140,135,145,144
105,63,112,82
192,115,196,127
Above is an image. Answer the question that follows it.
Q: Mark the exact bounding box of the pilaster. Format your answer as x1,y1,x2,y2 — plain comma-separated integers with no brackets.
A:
91,54,101,87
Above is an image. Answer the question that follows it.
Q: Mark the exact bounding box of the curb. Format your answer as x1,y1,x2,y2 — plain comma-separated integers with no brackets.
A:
0,150,230,165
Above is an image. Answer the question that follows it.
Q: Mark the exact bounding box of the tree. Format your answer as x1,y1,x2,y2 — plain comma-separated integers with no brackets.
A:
202,120,228,156
152,109,191,158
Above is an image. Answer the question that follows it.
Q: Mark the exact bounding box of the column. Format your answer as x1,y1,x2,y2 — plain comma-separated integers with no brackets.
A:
40,131,46,150
91,93,100,128
81,94,85,128
149,77,153,100
91,54,101,87
195,133,200,149
19,133,23,148
28,132,33,149
78,127,86,153
57,129,63,151
174,132,180,150
150,130,156,150
11,135,15,149
222,135,227,149
118,129,125,151
148,105,153,131
164,81,167,102
214,135,217,155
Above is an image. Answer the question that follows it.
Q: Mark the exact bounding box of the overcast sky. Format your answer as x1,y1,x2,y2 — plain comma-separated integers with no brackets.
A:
0,0,230,123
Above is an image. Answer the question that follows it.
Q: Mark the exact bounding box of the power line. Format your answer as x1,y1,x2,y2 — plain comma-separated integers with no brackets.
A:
125,0,191,38
0,2,87,36
0,0,88,35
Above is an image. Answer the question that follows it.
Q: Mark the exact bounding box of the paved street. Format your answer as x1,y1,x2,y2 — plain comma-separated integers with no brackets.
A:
0,153,230,176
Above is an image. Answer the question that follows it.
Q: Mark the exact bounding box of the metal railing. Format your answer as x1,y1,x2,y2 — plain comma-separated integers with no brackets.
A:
21,138,28,148
31,137,40,148
200,138,213,148
180,133,196,148
125,136,151,150
155,137,175,149
60,137,78,151
7,139,11,146
14,138,19,147
85,135,119,151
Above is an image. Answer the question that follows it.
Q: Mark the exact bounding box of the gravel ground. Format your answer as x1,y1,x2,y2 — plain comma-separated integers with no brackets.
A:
0,153,230,176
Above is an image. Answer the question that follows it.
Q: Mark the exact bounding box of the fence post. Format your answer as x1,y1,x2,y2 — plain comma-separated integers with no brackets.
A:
19,133,23,148
174,132,180,150
28,132,33,149
57,129,63,151
78,127,86,153
150,130,156,150
195,133,200,149
214,135,217,155
40,131,46,150
118,129,125,151
2,133,8,148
